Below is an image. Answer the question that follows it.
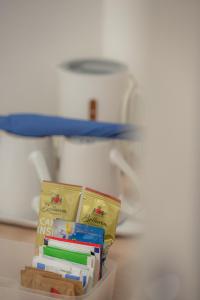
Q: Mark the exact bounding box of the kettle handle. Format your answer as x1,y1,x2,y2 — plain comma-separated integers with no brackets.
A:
121,74,137,123
109,148,140,191
109,148,142,228
29,150,52,215
29,150,52,181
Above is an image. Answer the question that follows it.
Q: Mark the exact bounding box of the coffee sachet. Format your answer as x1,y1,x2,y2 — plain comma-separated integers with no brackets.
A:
36,181,81,246
21,267,62,289
21,267,84,296
32,274,75,296
79,188,121,246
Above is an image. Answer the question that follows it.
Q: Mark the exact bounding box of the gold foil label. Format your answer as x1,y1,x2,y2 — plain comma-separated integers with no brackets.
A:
79,188,121,245
36,181,81,246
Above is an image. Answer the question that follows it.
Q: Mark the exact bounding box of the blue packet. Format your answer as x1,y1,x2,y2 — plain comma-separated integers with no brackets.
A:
53,219,104,245
69,232,103,245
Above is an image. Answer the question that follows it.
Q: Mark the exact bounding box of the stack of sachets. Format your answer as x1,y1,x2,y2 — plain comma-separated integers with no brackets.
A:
21,181,121,296
33,221,104,290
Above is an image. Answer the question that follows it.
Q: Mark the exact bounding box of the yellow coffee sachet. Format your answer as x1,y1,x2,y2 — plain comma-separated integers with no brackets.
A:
79,188,121,246
36,181,81,246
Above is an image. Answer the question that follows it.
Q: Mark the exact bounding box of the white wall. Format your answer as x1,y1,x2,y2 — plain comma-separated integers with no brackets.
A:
103,0,146,82
102,0,147,124
0,0,103,114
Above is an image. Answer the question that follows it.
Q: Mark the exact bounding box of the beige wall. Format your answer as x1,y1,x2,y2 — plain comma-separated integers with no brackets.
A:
141,0,199,299
103,0,199,298
0,0,103,114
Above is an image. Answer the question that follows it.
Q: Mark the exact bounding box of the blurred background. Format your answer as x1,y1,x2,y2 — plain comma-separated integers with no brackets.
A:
0,0,199,299
0,0,143,120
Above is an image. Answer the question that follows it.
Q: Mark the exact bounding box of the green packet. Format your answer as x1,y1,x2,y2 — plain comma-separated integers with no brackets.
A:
42,246,91,265
36,181,81,247
78,188,121,246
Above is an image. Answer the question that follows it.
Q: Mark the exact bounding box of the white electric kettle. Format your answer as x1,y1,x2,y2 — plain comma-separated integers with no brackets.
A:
58,58,135,123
